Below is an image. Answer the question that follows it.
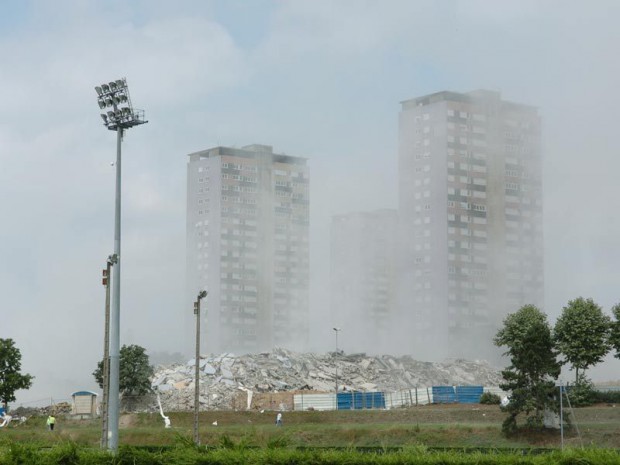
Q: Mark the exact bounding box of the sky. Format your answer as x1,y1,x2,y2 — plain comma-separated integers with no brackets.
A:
1,0,620,406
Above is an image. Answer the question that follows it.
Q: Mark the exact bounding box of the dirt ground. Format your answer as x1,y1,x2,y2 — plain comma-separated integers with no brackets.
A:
119,414,138,428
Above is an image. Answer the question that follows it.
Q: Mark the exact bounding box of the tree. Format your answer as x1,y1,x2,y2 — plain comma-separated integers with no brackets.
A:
93,344,154,397
0,338,34,410
608,303,620,359
553,297,611,383
494,305,561,434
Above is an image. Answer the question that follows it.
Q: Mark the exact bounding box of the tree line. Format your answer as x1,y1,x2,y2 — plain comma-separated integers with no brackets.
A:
495,297,620,433
0,340,154,411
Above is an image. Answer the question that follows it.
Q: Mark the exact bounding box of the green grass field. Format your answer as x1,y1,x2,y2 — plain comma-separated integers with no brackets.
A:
2,403,619,450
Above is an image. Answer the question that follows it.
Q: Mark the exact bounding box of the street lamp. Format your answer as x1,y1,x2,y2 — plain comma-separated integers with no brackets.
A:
333,327,341,406
194,290,208,445
94,78,147,452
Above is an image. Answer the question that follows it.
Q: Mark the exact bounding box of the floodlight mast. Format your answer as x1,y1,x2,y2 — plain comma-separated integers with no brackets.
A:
94,78,147,453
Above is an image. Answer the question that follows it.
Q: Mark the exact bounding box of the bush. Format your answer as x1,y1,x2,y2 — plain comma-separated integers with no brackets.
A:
479,392,501,405
565,375,596,407
592,389,620,404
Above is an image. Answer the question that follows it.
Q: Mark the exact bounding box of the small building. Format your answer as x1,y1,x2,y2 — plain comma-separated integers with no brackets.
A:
71,391,98,418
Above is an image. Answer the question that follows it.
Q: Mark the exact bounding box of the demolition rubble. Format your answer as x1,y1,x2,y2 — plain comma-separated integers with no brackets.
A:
151,348,502,411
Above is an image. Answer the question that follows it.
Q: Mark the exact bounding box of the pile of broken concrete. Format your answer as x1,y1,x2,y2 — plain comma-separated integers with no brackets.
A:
151,348,502,412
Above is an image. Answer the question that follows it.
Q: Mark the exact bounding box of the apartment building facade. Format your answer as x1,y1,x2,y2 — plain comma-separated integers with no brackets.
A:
398,90,543,359
186,144,310,354
330,209,398,353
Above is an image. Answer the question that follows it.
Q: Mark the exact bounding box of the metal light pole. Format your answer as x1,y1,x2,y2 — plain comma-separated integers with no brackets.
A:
100,254,117,449
194,290,208,445
333,327,341,408
94,79,147,452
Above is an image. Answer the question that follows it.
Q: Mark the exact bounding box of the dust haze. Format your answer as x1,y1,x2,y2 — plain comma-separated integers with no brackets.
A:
1,1,619,406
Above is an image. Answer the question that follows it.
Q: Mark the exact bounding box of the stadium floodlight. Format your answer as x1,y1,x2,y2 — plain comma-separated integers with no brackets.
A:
93,77,147,453
95,77,147,131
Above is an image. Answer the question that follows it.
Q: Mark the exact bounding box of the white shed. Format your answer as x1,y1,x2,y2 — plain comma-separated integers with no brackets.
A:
71,391,98,418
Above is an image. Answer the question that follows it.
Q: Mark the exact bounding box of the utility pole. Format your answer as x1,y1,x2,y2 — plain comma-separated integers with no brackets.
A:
100,254,116,449
333,327,341,409
194,290,207,445
560,384,564,450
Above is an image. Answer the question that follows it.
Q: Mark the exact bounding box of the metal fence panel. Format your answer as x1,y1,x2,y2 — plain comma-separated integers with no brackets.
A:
297,386,509,410
455,385,483,403
385,388,432,408
293,393,336,411
432,386,456,403
336,392,386,410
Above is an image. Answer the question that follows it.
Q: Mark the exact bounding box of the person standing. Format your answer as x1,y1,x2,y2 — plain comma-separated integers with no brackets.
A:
46,414,56,431
275,412,282,427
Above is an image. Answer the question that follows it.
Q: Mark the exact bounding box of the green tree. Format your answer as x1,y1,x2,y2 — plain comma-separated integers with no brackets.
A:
0,338,34,410
93,344,154,397
553,297,611,383
608,303,620,359
494,305,561,434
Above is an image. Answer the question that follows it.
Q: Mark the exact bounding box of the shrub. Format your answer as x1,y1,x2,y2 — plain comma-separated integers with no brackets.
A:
479,392,501,405
565,375,596,407
42,442,80,465
115,446,165,465
592,389,620,404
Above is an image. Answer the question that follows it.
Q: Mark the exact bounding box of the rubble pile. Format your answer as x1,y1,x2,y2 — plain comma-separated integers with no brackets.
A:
152,348,502,411
11,402,72,417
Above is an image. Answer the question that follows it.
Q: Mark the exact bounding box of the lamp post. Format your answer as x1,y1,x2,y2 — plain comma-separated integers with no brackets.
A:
194,290,208,445
333,327,341,408
100,254,117,449
94,78,147,452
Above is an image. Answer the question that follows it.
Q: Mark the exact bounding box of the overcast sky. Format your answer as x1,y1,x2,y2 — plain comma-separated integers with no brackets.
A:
2,0,620,406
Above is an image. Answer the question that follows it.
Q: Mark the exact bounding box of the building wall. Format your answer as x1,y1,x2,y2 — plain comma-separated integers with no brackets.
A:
186,145,309,354
330,209,398,353
398,90,543,361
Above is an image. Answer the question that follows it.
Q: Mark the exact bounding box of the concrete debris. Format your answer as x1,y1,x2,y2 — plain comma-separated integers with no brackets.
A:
10,402,72,418
152,348,502,412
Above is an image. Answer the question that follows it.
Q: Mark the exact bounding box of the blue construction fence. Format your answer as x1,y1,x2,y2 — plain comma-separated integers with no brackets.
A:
335,386,482,409
431,385,484,404
337,391,386,410
294,386,500,411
